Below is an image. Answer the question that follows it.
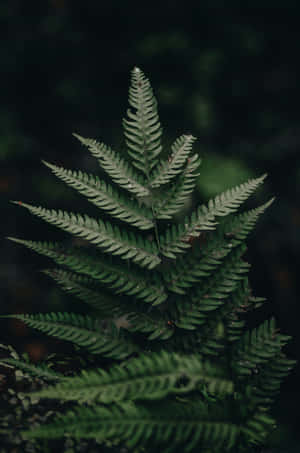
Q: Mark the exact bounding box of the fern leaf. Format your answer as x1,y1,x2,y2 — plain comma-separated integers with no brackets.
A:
249,354,297,407
2,313,138,359
123,67,162,175
7,238,167,305
165,199,274,294
11,202,160,269
25,351,233,404
173,246,249,331
22,400,239,452
233,318,293,377
218,197,274,247
0,357,63,382
150,135,196,188
241,411,276,446
73,133,150,198
224,309,246,343
160,174,267,259
154,154,201,219
42,268,121,315
126,312,175,341
42,161,154,230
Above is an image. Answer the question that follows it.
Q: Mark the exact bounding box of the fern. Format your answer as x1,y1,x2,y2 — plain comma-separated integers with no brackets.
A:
2,67,296,453
23,351,233,404
0,356,63,382
42,160,154,230
2,312,138,359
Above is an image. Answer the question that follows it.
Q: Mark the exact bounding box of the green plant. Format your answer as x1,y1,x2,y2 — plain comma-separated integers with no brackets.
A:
1,68,296,452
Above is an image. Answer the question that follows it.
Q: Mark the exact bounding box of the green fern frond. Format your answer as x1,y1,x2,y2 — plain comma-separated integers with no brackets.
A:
154,154,201,219
6,68,296,453
173,246,249,330
73,133,149,198
220,198,275,245
42,160,154,230
22,400,239,452
0,357,63,382
248,295,267,309
11,202,160,269
7,238,167,305
241,411,276,447
26,351,233,404
224,309,246,343
202,262,249,309
205,174,267,216
2,313,138,359
42,268,121,315
150,135,196,188
249,353,297,407
165,199,274,294
160,174,267,259
126,311,175,341
123,67,162,175
233,318,293,377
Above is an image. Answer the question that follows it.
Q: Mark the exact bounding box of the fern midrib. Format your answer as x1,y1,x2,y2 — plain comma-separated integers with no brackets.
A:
136,82,152,181
135,82,162,253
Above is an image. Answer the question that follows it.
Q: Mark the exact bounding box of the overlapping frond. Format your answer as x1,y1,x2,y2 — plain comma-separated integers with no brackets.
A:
233,318,293,378
7,238,167,305
126,311,175,341
160,174,267,259
73,134,149,198
26,351,233,404
241,411,276,447
2,313,138,359
42,161,154,230
219,198,274,245
248,353,297,408
154,154,201,219
22,400,239,452
11,202,160,269
123,67,162,176
42,268,121,315
150,135,196,188
165,199,274,294
0,357,63,382
173,246,249,331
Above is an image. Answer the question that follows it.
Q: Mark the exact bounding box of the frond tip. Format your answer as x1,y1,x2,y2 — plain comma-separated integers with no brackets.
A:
160,174,267,259
123,67,163,176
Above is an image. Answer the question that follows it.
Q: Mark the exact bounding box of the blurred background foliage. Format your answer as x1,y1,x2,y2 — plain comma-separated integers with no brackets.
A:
0,1,300,451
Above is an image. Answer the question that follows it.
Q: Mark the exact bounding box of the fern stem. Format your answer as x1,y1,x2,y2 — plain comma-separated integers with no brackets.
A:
152,211,161,252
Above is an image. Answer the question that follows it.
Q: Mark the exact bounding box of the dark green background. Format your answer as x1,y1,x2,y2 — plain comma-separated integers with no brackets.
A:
0,2,299,451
